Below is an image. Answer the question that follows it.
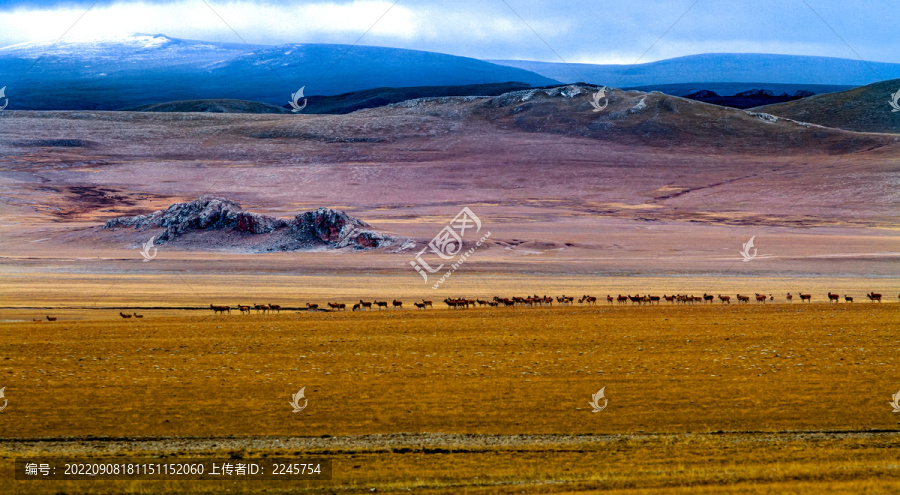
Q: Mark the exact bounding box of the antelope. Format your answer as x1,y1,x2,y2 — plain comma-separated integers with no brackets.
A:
628,295,643,305
844,295,853,303
414,302,426,309
210,304,231,314
238,305,251,314
607,295,614,304
120,312,133,318
736,294,750,304
133,312,144,318
393,300,403,309
799,293,811,302
867,292,882,302
254,304,269,314
46,315,57,321
359,300,373,310
647,295,660,305
703,293,714,304
269,304,281,313
827,292,839,303
786,293,793,303
374,300,389,310
307,303,319,310
476,299,488,307
582,295,597,305
422,299,433,308
769,294,774,301
617,295,628,305
718,295,731,304
488,301,499,307
328,302,346,311
444,298,462,309
755,293,767,303
664,295,676,304
352,303,361,312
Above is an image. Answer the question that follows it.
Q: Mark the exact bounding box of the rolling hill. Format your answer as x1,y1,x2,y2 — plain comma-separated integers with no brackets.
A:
126,99,291,114
1,84,897,273
754,79,900,134
0,34,558,110
125,82,539,115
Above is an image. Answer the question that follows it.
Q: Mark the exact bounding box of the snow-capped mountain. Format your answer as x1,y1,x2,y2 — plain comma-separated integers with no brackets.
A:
0,34,559,110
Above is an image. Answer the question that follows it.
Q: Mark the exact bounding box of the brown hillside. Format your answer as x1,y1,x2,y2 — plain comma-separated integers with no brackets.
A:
754,79,900,134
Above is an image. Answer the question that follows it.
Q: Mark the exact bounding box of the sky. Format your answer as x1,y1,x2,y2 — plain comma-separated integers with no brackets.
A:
0,0,896,64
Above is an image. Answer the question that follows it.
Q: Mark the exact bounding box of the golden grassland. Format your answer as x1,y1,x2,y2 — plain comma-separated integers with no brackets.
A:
1,302,899,493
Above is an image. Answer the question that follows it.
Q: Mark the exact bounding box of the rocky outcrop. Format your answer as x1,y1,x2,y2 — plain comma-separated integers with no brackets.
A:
103,197,406,252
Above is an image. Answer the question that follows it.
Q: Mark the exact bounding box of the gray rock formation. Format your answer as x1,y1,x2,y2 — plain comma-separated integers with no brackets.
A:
103,197,404,252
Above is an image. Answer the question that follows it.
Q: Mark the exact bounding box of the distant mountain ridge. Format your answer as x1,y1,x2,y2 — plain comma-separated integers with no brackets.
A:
4,35,899,112
491,53,900,87
0,34,558,110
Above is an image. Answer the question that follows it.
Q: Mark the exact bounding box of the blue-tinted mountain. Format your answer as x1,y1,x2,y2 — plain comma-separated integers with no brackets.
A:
490,53,900,87
0,34,558,110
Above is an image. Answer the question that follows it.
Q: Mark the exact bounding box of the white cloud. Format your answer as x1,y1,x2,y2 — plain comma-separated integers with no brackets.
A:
0,1,419,46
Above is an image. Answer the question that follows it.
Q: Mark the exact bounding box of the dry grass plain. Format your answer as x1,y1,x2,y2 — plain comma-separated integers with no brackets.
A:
2,301,899,493
1,98,898,492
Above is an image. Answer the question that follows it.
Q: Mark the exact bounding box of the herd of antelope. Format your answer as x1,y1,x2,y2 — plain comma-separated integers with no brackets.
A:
198,292,896,314
31,292,898,321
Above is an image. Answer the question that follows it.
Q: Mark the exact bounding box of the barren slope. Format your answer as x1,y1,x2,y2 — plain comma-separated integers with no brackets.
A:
0,84,897,289
755,78,900,134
